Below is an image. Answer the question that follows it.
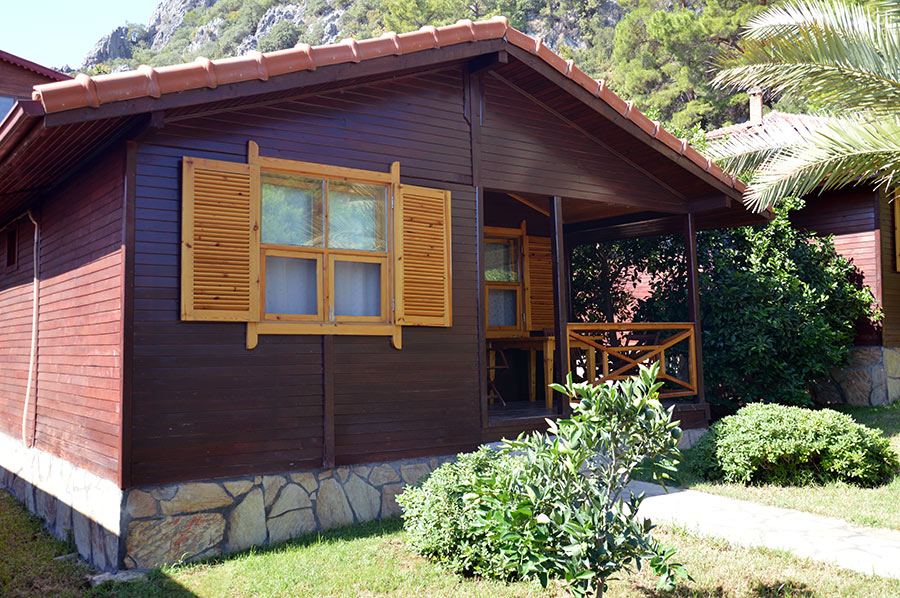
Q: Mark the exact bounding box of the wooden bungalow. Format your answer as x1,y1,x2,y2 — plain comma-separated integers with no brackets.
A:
0,18,761,571
709,100,900,406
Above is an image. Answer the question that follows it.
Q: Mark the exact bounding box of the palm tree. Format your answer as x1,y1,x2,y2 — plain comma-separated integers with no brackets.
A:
707,0,900,213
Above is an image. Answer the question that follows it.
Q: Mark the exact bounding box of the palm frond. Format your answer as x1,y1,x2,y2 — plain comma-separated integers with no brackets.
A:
706,117,824,175
713,0,900,114
742,0,891,42
742,116,900,212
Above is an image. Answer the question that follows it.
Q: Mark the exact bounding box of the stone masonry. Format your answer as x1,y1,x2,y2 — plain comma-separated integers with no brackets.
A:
0,432,454,571
812,346,900,407
0,432,123,571
121,456,453,568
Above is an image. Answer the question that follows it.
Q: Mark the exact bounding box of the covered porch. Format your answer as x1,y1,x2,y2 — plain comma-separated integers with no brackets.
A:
479,190,756,432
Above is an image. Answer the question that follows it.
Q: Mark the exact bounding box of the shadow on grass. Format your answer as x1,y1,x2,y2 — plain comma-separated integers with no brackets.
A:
634,580,815,598
90,518,405,598
750,580,815,597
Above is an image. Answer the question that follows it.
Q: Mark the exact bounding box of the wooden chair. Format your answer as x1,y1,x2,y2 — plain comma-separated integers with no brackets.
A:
486,348,509,406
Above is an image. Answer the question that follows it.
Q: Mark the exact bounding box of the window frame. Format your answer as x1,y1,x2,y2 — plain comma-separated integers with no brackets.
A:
484,224,526,337
257,158,394,330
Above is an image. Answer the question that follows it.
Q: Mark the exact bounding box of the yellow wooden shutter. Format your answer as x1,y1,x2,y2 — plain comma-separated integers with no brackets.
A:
181,157,260,321
525,235,554,330
395,184,452,327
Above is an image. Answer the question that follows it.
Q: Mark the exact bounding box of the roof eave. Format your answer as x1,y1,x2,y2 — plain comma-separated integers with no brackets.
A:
0,100,44,164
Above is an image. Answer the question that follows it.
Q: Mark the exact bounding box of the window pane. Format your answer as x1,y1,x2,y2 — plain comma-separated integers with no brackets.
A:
334,261,381,317
488,288,518,327
485,241,518,282
0,96,15,118
265,256,318,315
262,173,324,247
327,181,386,251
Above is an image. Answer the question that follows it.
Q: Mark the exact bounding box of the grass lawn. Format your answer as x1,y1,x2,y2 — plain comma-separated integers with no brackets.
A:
677,402,900,530
4,488,900,597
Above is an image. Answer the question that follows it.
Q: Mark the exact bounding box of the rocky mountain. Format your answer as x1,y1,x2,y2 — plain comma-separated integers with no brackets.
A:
75,0,767,131
78,0,617,74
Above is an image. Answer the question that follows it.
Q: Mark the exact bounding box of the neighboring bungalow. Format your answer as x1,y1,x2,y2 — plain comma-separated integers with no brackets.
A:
0,19,761,571
708,90,900,407
0,50,69,115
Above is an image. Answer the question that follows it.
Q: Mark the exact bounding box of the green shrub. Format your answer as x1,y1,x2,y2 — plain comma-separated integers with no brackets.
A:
257,21,302,52
399,365,688,597
397,446,514,575
692,403,898,487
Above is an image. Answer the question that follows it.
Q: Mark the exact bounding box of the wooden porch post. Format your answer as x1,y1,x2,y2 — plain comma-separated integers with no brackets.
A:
684,213,707,413
551,196,571,416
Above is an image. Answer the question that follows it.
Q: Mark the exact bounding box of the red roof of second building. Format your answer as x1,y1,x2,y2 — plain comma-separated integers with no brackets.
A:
0,50,69,82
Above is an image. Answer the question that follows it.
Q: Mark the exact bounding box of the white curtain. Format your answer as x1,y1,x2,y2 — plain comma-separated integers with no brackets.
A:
334,261,381,317
265,256,318,315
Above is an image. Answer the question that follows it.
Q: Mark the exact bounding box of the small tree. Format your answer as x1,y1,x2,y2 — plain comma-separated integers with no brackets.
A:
469,364,687,597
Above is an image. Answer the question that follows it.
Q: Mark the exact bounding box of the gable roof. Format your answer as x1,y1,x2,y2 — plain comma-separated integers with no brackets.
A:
0,50,69,82
27,16,743,196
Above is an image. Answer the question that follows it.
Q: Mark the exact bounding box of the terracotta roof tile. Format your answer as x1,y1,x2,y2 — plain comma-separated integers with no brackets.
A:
30,16,742,193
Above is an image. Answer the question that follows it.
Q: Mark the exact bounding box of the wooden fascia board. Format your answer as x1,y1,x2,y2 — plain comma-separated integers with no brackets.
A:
563,210,671,235
565,214,686,245
43,39,507,128
504,45,743,202
0,101,44,165
688,194,732,213
467,50,509,75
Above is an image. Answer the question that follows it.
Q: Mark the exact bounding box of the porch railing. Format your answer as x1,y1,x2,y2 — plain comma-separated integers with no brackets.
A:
565,322,698,399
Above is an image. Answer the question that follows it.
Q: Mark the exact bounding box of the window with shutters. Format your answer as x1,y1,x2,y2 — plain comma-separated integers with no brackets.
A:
483,223,553,337
181,144,452,349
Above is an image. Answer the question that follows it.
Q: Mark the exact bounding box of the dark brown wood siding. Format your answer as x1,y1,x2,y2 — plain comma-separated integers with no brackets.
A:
130,67,480,485
879,191,900,346
791,189,882,346
0,147,124,481
479,73,682,209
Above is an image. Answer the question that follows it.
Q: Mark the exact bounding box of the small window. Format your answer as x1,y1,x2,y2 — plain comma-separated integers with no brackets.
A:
6,227,16,269
485,237,522,331
0,96,15,117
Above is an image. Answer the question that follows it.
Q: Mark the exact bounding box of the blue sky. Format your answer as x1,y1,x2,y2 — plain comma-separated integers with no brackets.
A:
2,0,161,69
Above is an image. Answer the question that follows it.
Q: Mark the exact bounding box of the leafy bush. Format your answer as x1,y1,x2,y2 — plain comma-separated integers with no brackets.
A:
397,445,515,575
692,403,898,487
399,365,687,597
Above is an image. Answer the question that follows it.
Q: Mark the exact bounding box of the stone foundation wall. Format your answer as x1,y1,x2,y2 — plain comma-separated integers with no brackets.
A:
4,425,709,573
0,432,123,571
121,456,454,569
812,346,900,407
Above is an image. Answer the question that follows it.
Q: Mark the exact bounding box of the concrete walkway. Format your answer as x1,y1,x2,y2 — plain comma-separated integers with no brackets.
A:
631,481,900,579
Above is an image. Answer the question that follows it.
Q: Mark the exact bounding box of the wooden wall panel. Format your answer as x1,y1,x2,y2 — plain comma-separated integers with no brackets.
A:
0,61,55,99
0,147,125,481
130,68,481,485
479,74,682,209
333,185,479,465
879,191,900,347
